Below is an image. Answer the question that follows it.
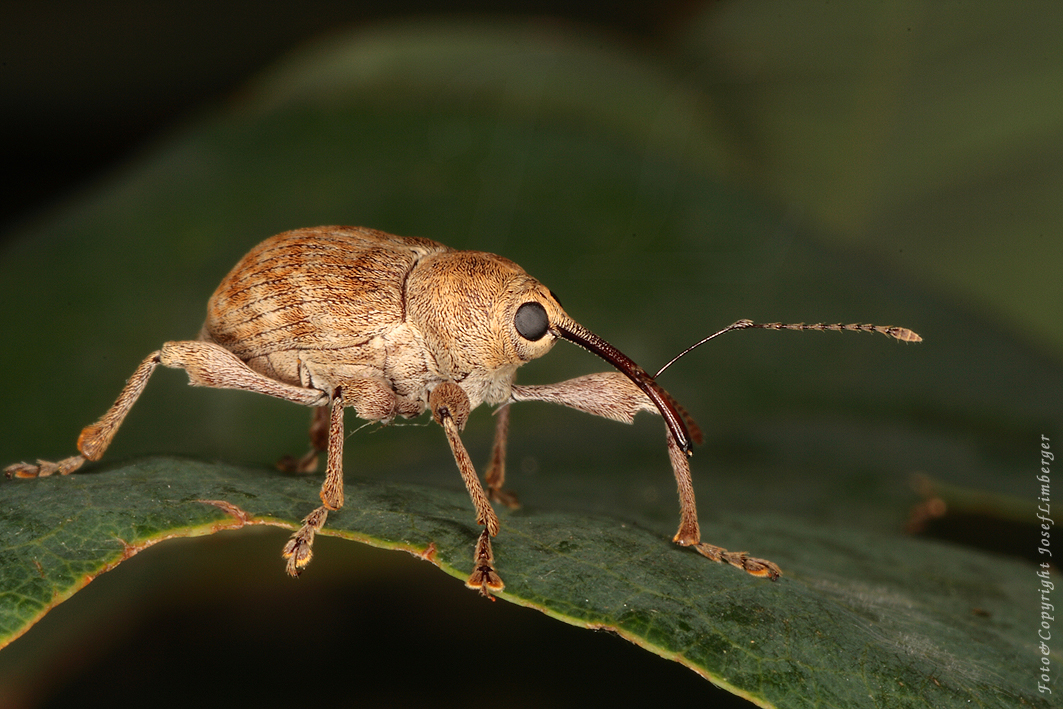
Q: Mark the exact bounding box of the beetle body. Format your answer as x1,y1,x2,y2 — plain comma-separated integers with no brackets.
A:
204,227,561,419
7,226,782,594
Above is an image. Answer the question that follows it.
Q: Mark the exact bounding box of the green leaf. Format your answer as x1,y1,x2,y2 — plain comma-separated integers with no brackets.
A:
0,457,1046,708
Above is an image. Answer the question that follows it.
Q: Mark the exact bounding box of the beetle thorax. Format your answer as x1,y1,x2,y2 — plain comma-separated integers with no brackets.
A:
404,250,557,407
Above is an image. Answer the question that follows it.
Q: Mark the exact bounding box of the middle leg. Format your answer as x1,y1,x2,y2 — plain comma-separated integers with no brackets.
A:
282,389,347,576
280,376,417,576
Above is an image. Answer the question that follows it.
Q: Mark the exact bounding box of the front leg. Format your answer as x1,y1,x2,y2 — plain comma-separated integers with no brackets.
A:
512,372,701,443
512,371,779,580
511,372,655,424
484,403,520,508
430,381,503,597
666,431,780,580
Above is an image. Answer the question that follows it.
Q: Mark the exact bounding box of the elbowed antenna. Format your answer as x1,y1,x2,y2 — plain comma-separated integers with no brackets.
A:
655,319,922,378
553,321,696,456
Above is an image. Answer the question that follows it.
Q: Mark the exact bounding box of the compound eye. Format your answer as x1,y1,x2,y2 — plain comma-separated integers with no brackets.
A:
514,301,550,341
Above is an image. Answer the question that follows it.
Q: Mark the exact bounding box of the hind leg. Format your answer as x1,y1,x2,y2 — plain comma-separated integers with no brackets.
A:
6,341,328,479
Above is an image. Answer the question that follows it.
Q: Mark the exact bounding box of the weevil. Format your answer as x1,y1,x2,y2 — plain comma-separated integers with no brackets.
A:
6,226,920,595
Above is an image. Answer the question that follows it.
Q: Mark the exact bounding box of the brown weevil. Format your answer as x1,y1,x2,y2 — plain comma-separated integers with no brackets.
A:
5,226,920,595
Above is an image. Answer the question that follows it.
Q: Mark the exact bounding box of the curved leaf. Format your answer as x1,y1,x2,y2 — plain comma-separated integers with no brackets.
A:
0,457,1045,708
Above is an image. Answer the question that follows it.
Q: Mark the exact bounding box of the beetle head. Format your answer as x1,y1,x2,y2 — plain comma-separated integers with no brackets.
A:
406,250,694,453
406,251,560,376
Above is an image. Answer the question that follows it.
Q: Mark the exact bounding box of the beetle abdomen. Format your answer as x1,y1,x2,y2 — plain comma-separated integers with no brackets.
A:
203,226,448,385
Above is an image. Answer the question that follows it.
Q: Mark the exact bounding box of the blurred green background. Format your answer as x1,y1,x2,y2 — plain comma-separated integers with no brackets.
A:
1,1,1060,706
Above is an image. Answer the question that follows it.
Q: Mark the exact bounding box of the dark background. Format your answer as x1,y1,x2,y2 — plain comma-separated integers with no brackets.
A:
2,2,695,237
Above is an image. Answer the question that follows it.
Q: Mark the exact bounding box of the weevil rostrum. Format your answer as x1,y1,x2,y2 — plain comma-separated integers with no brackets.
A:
6,226,920,595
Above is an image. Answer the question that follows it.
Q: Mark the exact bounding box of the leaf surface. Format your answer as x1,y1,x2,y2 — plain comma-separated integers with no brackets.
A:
0,457,1047,708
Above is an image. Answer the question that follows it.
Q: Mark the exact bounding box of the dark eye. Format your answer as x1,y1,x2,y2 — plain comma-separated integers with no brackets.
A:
514,301,549,341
